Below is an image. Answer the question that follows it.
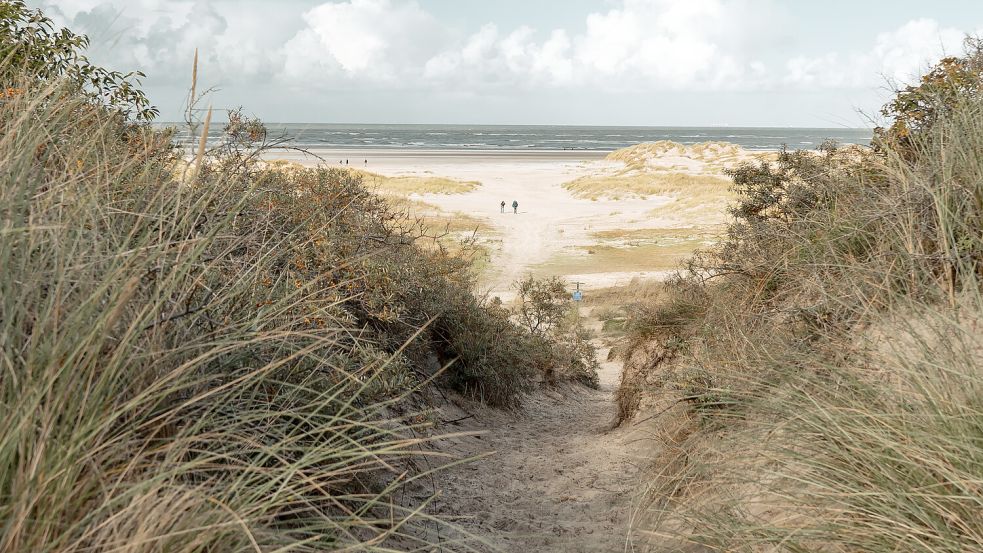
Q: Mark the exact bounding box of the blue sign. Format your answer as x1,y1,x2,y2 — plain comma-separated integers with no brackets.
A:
572,290,583,302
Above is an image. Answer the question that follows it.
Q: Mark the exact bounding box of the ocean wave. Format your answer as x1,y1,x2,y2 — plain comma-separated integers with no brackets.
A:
164,123,872,151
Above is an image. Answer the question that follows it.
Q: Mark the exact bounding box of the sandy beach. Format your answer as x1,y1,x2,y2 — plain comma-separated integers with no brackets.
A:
274,144,765,297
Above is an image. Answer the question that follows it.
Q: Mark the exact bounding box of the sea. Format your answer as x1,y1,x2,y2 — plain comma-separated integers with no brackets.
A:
166,123,872,152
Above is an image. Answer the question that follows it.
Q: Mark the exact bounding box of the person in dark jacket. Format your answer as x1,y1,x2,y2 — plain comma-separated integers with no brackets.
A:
511,200,518,214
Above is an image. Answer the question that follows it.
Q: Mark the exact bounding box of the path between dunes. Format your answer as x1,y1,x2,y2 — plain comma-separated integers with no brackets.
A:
287,150,672,549
429,338,661,552
357,153,668,550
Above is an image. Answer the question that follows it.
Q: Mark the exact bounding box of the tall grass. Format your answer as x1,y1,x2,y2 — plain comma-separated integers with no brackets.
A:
358,171,481,195
562,172,731,202
622,77,983,551
0,75,478,550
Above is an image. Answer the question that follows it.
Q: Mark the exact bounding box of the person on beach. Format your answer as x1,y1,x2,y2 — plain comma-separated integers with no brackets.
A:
500,200,506,213
512,200,518,214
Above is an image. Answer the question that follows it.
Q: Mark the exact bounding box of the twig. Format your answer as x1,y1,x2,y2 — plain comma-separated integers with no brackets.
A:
631,395,701,426
441,414,475,425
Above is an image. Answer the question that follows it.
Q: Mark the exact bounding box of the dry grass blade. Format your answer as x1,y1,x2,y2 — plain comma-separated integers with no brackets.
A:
188,47,198,117
189,104,212,182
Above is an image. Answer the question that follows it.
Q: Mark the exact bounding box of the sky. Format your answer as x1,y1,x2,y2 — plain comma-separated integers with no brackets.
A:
32,0,983,127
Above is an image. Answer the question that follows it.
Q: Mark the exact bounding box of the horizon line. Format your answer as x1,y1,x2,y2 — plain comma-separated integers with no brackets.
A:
153,121,875,130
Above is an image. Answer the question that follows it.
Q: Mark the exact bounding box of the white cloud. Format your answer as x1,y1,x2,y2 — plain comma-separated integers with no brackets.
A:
282,0,446,83
873,19,967,84
576,0,730,86
417,0,769,91
39,0,292,87
423,24,576,88
785,18,972,89
412,0,778,93
29,0,983,106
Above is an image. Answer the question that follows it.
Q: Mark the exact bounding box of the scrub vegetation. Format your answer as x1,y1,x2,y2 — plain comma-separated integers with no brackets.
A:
562,172,731,202
0,4,594,551
620,41,983,552
358,171,481,195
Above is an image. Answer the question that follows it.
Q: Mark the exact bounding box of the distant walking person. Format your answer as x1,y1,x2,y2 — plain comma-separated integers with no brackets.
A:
500,200,506,213
512,200,518,214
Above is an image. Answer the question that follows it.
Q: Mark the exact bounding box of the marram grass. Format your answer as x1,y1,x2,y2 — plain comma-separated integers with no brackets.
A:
0,77,479,551
624,81,983,552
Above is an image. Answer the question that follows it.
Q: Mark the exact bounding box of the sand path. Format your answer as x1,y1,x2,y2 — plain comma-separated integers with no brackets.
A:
290,150,666,550
429,328,660,552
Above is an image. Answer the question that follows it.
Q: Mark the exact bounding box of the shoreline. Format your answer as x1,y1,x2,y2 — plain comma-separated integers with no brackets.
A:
264,147,614,164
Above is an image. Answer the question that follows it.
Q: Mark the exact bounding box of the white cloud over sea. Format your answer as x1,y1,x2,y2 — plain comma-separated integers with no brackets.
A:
32,0,983,124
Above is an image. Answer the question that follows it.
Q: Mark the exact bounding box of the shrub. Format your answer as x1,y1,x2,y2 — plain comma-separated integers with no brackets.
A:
625,47,983,552
512,276,600,389
0,0,157,120
876,37,983,158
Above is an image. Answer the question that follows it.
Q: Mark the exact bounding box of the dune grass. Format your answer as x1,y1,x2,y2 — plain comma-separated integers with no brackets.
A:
562,172,731,201
0,49,590,548
590,227,720,244
0,78,464,552
536,242,701,277
263,161,480,195
359,170,480,195
535,227,720,279
583,280,667,308
621,66,983,552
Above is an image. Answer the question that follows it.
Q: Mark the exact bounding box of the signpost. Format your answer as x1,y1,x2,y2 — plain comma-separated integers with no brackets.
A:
572,281,583,302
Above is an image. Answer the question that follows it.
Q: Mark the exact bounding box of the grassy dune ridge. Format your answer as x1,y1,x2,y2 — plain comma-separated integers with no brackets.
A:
360,171,481,195
621,53,983,551
562,171,732,202
562,141,773,203
0,20,593,548
265,160,481,195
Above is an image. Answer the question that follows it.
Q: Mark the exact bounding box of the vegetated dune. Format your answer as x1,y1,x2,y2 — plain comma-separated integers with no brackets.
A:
265,161,484,234
618,52,983,552
561,142,743,231
265,159,481,194
1,7,600,550
264,160,491,257
561,141,767,202
358,169,481,194
606,140,774,172
562,171,732,201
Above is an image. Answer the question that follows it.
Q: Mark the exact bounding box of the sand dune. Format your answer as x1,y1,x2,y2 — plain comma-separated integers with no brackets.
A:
606,140,775,172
